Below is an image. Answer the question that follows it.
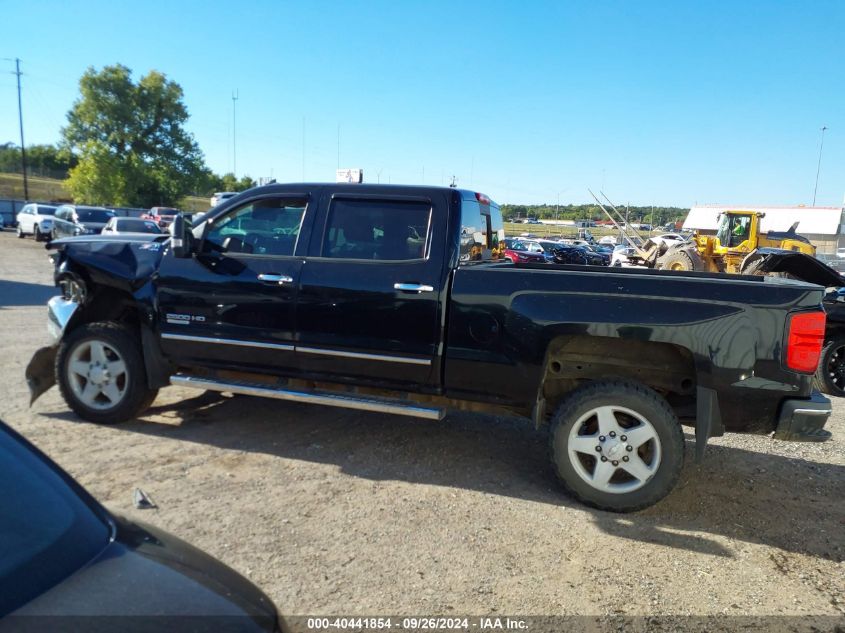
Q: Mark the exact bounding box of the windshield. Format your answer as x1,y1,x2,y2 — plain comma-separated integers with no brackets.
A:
77,210,115,223
0,425,110,615
715,214,730,245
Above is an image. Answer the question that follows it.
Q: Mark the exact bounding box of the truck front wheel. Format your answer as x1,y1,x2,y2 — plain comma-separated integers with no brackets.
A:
56,322,158,424
549,380,684,512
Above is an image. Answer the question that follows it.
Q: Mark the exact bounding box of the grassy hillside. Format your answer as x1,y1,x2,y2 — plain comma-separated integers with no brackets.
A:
0,173,71,202
0,172,211,212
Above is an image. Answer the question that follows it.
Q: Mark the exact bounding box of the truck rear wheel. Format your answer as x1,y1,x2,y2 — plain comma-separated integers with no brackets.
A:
56,322,158,424
814,337,845,397
548,380,684,512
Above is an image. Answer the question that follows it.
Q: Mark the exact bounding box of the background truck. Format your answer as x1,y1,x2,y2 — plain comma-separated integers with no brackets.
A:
27,184,832,512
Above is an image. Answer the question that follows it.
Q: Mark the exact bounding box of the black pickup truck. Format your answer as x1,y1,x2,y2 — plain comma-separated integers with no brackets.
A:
27,183,833,512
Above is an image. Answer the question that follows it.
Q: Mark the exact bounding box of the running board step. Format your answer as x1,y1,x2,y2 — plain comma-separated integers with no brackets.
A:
170,375,445,420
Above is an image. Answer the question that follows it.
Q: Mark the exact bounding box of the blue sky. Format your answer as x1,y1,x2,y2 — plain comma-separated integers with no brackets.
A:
1,0,843,206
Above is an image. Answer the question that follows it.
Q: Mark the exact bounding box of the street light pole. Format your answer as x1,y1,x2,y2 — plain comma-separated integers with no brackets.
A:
555,189,568,220
232,90,239,178
12,58,28,200
813,125,828,207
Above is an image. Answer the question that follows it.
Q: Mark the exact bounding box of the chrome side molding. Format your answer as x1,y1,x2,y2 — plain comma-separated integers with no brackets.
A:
170,375,444,420
161,333,294,352
296,346,431,366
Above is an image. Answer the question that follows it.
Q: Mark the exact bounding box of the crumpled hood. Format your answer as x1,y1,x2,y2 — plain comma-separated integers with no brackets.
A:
48,234,169,291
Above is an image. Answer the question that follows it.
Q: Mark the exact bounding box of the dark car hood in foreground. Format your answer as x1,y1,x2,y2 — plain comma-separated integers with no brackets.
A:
48,235,169,292
9,515,277,630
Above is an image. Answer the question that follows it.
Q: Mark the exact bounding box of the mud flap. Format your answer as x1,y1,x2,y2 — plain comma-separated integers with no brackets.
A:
26,345,58,405
695,387,724,462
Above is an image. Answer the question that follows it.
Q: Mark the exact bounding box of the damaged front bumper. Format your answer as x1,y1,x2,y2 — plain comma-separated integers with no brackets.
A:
26,296,79,404
773,392,833,442
47,296,79,344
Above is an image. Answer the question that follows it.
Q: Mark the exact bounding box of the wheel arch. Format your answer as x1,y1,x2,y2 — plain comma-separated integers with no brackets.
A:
536,334,697,425
62,283,172,389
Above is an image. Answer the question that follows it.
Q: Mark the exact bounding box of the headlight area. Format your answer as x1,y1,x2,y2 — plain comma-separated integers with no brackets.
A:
56,272,87,304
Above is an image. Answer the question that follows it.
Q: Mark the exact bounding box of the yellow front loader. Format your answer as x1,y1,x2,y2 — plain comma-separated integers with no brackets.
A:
655,211,816,274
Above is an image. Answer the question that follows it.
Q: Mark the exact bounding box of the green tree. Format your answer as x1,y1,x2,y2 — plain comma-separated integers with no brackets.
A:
62,64,205,207
215,172,256,193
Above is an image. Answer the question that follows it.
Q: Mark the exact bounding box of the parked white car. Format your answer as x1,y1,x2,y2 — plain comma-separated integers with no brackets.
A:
611,244,637,267
649,233,688,247
210,192,237,207
102,217,164,235
16,203,58,241
598,235,618,246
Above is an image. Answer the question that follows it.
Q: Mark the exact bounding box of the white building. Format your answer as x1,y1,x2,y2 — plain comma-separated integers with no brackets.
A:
683,205,845,258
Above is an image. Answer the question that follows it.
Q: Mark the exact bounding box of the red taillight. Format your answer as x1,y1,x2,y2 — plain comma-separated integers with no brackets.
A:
786,311,826,373
475,192,491,205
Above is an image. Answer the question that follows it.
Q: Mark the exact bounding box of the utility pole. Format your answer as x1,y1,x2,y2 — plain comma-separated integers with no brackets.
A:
11,58,28,200
813,125,828,207
232,90,239,178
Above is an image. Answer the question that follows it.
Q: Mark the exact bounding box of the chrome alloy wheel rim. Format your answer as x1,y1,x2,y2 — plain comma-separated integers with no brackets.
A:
567,405,662,494
68,340,129,409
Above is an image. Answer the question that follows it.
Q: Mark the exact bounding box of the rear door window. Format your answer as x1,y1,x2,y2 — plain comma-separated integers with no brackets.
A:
321,198,431,261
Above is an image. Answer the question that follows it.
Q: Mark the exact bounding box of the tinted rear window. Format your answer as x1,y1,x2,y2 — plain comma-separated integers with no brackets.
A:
77,210,115,223
322,198,431,261
0,427,110,615
36,207,56,216
118,219,161,233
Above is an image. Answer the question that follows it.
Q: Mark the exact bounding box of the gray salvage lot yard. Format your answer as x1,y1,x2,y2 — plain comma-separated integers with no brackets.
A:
0,230,842,619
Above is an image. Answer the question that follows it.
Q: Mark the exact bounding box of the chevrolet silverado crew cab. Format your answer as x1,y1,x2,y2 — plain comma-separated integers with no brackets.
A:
26,183,833,512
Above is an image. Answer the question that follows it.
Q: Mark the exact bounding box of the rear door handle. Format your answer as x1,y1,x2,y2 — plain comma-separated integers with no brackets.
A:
257,273,294,285
394,283,435,293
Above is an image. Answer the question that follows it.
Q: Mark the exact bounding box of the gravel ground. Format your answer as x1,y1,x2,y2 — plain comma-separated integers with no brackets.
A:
0,229,843,626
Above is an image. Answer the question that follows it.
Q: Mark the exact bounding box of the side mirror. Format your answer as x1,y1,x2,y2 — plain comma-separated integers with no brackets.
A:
170,214,192,258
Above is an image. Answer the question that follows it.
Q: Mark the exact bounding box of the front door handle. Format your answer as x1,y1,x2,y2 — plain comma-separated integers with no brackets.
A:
394,283,435,293
257,273,294,285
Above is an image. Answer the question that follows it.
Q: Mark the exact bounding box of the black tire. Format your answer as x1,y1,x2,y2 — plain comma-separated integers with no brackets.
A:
658,247,703,272
34,226,43,242
548,379,685,512
56,322,158,424
814,337,845,397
